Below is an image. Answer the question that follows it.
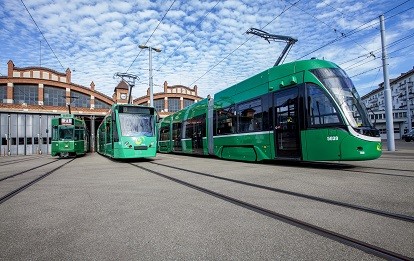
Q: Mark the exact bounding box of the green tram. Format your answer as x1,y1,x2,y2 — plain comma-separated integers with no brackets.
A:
51,114,89,157
158,59,382,162
97,104,157,159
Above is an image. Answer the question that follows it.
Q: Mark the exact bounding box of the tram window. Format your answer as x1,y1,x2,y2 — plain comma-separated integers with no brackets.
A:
216,106,236,135
34,137,38,144
160,126,170,141
237,99,262,133
11,138,16,145
307,85,341,126
60,128,74,140
172,123,182,139
106,121,111,143
43,137,48,144
2,138,6,145
52,126,58,140
184,115,206,141
26,137,32,145
75,129,83,141
185,121,194,139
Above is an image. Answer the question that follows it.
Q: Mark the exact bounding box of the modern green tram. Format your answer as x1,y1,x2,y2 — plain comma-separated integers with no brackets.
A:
158,59,382,162
51,114,89,157
97,104,157,159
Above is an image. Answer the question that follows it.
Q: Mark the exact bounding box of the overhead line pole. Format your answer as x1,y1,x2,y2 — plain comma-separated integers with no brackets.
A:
380,14,395,151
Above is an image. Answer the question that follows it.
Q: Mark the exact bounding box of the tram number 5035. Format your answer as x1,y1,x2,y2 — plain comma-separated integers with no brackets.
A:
327,136,339,141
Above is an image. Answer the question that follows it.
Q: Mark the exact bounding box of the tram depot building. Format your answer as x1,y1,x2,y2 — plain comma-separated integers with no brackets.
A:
0,60,202,156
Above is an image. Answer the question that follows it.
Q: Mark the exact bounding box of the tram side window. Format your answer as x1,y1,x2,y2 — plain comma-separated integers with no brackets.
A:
185,121,194,139
184,115,206,142
237,99,262,133
75,128,84,141
307,84,341,126
215,106,236,135
52,126,58,140
106,119,111,143
159,126,170,141
172,122,182,141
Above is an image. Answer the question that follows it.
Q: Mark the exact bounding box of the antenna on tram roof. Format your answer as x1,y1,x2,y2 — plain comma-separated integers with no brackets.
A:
246,28,297,67
114,73,140,104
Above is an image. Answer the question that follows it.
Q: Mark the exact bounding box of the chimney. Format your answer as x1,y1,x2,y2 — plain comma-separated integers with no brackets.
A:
66,68,71,83
7,60,14,77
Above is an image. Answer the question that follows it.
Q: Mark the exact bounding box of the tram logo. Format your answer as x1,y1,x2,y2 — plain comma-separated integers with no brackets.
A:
134,136,145,145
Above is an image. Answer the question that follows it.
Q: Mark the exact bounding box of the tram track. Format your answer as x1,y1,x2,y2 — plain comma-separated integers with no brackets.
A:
0,158,75,204
147,161,414,223
271,161,414,178
0,159,60,182
129,162,412,261
339,168,414,178
0,156,46,166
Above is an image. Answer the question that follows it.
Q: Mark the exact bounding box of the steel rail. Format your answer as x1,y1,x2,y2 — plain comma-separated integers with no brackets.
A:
131,163,412,261
0,159,75,204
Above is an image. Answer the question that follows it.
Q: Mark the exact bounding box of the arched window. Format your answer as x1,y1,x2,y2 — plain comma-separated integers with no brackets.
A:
13,84,38,105
153,99,164,111
95,98,111,109
71,91,90,108
168,98,180,112
44,86,66,106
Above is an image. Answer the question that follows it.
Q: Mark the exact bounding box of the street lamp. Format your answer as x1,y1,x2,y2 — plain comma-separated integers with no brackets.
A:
139,45,161,107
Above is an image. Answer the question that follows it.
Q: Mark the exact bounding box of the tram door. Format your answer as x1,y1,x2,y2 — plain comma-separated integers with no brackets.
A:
172,122,182,152
273,87,301,159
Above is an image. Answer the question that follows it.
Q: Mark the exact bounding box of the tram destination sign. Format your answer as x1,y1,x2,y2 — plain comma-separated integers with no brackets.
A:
60,118,73,125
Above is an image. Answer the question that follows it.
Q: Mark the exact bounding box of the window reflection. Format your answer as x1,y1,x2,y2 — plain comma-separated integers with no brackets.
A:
119,113,154,137
59,127,74,140
307,84,341,126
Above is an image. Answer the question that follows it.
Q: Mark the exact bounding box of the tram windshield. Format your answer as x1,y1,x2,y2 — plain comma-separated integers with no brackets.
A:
119,113,154,137
310,67,372,129
59,126,74,140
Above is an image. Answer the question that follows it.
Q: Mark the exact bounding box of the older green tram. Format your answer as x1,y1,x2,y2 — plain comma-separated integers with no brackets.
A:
97,104,157,159
158,59,382,162
51,114,89,157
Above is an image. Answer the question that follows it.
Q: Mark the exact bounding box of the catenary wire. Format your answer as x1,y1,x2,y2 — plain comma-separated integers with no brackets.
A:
342,33,414,71
286,0,370,52
187,0,409,87
187,0,302,87
297,3,414,60
126,0,177,73
20,0,65,71
156,0,222,72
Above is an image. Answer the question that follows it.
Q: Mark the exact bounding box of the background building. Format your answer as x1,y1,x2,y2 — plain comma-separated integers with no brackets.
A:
361,66,414,139
0,60,203,156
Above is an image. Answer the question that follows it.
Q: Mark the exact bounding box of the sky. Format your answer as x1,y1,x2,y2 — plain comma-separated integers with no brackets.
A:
0,0,413,100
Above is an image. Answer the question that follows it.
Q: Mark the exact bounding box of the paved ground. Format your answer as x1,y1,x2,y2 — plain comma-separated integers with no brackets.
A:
0,140,413,260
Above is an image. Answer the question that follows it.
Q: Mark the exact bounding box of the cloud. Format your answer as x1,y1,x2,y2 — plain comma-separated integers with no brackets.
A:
0,0,413,100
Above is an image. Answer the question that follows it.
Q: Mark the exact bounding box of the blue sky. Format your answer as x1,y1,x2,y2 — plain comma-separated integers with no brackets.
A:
0,0,413,99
